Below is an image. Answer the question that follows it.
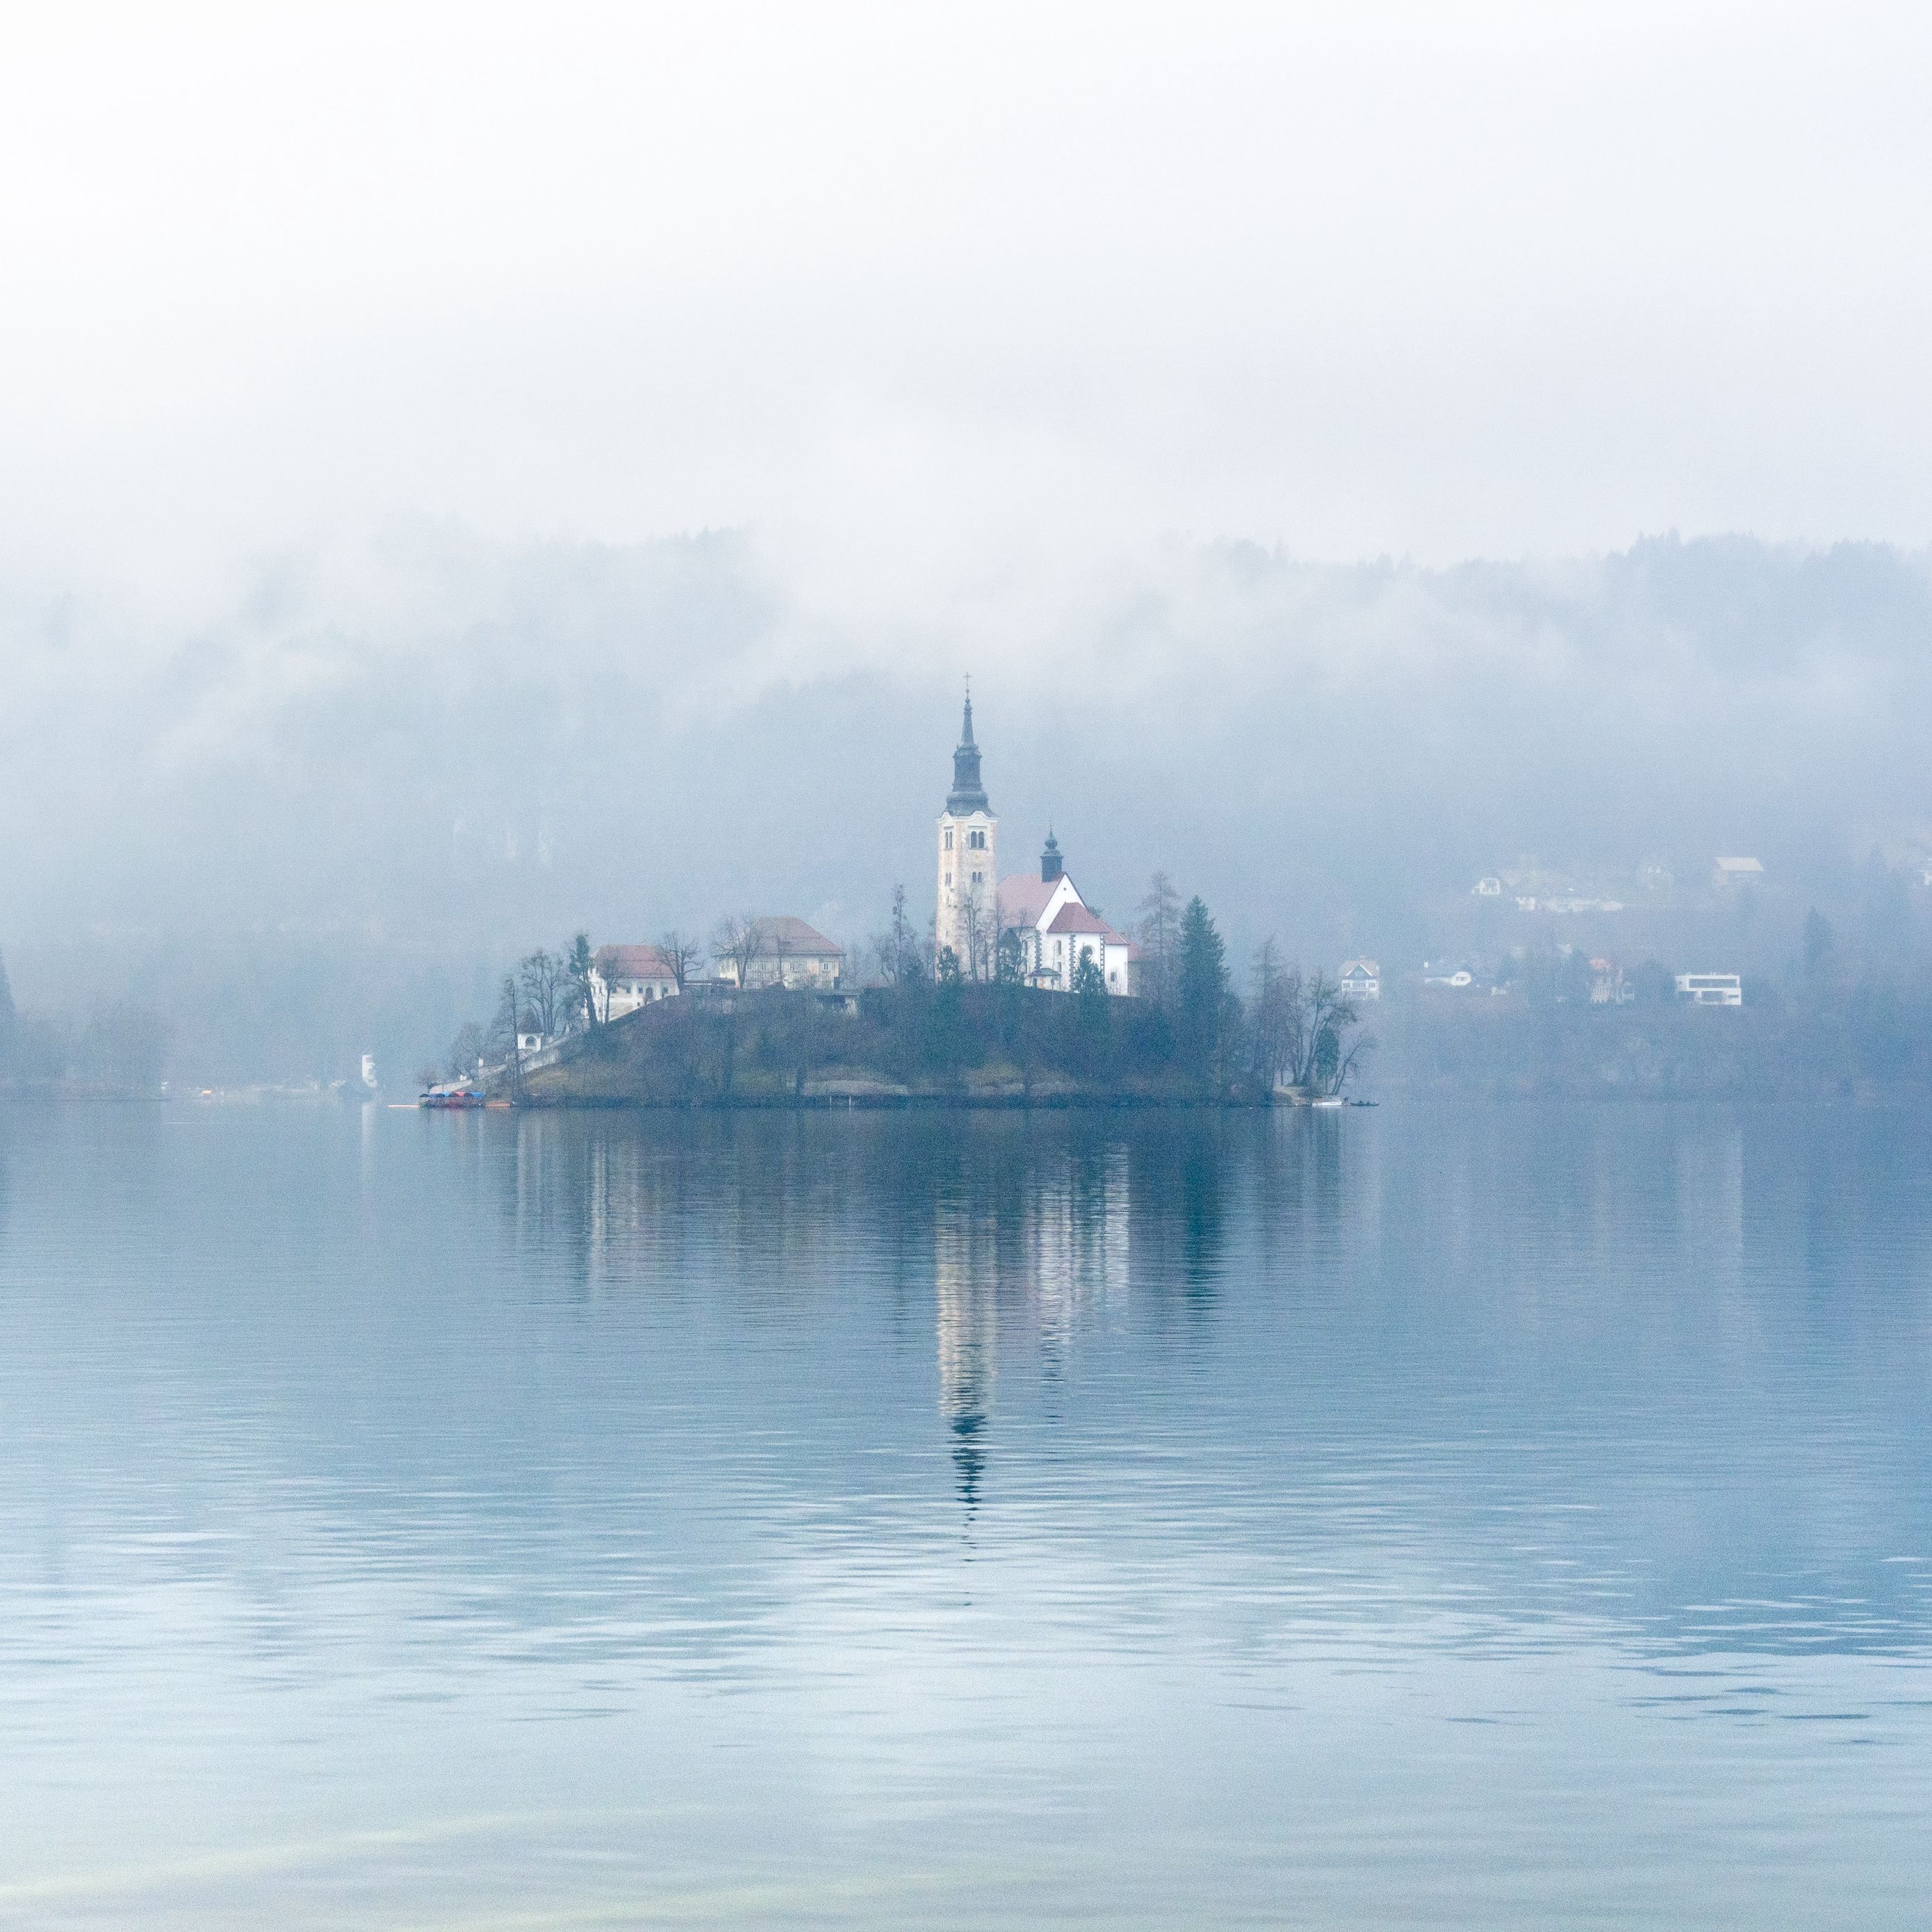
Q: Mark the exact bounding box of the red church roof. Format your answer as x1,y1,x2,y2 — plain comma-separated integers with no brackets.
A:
1046,902,1115,936
997,874,1058,927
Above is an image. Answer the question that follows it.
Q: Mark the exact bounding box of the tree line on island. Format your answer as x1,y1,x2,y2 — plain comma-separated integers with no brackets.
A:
441,874,1373,1104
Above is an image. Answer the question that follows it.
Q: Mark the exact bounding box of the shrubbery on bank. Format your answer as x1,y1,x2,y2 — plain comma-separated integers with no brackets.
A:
522,979,1271,1105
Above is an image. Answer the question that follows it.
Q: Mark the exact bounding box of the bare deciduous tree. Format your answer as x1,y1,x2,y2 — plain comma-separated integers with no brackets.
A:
1137,871,1183,1006
490,974,525,1097
1250,938,1294,1088
869,887,933,986
867,885,919,987
711,914,763,988
657,930,700,994
1267,964,1370,1096
518,949,571,1038
445,1021,486,1081
959,879,997,982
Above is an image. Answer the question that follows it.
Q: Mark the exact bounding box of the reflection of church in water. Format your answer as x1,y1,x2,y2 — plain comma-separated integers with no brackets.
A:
933,1143,1131,1510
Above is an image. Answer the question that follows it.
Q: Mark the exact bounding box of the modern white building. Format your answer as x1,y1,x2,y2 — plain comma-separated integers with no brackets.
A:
1676,972,1743,1006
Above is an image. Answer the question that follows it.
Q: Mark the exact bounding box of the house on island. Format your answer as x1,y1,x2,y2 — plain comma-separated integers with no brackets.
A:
1339,960,1380,1001
997,831,1136,994
1713,857,1764,889
591,944,681,1020
718,917,846,990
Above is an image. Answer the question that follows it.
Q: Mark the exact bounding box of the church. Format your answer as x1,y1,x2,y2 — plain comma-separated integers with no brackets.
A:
935,694,1138,994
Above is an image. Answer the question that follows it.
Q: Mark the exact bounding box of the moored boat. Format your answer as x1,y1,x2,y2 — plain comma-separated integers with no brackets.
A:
419,1087,487,1109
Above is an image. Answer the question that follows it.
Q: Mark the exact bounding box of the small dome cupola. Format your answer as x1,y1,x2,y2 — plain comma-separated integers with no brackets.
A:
1041,830,1063,883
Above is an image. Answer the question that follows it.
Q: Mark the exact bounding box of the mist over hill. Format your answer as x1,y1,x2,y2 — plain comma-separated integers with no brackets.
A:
3,527,1929,1083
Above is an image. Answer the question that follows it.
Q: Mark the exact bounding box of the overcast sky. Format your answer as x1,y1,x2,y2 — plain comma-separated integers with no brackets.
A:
5,0,1931,609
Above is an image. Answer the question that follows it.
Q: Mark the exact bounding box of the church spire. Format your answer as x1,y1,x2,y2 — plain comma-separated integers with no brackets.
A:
946,680,990,815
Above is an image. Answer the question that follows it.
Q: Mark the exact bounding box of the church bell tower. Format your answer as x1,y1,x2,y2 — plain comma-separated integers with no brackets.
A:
936,686,997,976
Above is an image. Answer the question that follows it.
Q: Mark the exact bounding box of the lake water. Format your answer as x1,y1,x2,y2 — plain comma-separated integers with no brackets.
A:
3,1100,1931,1928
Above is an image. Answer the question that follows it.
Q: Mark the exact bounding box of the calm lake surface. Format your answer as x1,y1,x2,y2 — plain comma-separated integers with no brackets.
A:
4,1100,1932,1927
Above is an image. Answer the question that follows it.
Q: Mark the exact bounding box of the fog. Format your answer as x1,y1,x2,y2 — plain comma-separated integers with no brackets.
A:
9,4,1932,578
4,5,1932,1081
3,527,1930,1081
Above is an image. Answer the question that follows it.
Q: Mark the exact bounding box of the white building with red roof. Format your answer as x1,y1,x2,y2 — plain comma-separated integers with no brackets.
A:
997,831,1136,994
591,944,681,1019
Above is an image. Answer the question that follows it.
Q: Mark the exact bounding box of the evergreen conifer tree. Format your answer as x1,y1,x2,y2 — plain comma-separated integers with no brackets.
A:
568,932,599,1028
1177,897,1229,1083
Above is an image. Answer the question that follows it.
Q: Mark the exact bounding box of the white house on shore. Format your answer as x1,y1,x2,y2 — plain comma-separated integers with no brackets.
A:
1339,959,1380,1001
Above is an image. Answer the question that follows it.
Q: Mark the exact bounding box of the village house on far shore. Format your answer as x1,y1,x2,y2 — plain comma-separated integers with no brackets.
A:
1339,959,1380,1001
